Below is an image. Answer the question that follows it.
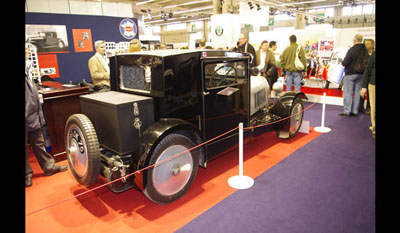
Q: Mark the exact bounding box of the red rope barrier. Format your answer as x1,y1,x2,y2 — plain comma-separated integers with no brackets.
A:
26,101,317,216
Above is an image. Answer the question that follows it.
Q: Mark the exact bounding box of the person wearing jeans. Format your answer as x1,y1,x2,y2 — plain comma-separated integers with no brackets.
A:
343,73,363,115
280,35,307,92
286,71,302,91
339,34,368,117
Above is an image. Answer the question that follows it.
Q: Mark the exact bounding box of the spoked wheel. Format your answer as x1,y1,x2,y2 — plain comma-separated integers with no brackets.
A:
143,133,199,204
65,114,100,186
288,97,304,138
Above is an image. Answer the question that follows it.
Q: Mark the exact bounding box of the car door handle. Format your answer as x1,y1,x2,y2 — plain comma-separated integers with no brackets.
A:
203,91,210,96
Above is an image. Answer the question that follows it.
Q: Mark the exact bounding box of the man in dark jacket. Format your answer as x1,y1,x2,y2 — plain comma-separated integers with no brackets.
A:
25,46,67,187
235,33,257,67
360,51,375,137
339,34,368,117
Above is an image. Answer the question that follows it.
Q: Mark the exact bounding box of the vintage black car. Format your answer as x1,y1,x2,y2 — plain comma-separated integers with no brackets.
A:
26,31,66,52
65,50,307,204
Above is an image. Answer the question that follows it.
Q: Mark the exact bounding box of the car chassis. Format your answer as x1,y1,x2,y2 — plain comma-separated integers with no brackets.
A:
65,50,307,204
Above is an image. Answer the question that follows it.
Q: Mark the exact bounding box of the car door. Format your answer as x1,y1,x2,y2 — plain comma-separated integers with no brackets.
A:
200,57,250,159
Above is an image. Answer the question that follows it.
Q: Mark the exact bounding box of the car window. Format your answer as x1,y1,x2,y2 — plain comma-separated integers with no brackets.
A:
204,60,247,89
119,64,151,93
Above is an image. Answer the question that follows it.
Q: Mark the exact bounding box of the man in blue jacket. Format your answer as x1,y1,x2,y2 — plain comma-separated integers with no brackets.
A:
339,34,368,117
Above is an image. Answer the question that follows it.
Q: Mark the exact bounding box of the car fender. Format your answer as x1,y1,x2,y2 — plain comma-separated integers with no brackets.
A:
269,91,307,134
132,118,205,190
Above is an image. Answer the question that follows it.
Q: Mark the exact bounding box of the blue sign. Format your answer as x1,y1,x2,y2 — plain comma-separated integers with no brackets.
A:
119,18,138,40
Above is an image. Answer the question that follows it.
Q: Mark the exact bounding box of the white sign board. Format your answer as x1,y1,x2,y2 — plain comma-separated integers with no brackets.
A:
210,14,240,49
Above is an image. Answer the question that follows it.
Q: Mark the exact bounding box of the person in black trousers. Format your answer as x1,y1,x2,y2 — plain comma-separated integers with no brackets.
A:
25,46,67,187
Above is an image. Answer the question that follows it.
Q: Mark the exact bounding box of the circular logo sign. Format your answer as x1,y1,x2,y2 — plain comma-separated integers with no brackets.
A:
119,18,138,40
215,26,224,37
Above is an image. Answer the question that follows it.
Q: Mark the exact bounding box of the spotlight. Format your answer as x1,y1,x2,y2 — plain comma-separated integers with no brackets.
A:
161,11,168,21
146,9,152,19
248,2,253,10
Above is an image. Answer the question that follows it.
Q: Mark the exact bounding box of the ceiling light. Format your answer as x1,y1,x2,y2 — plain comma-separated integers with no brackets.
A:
248,2,254,10
164,0,211,9
281,0,326,6
136,0,156,6
174,5,213,14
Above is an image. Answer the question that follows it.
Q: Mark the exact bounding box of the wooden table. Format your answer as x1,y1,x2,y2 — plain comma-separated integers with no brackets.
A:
41,82,89,161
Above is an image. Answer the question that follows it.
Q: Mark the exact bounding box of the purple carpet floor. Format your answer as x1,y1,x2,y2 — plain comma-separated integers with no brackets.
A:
176,103,375,233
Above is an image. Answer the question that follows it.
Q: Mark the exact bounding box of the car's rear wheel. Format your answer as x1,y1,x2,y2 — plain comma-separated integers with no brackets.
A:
65,114,100,186
143,133,199,204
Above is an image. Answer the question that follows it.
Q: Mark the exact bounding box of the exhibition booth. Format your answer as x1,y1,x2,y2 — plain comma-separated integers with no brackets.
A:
25,12,375,86
25,2,376,232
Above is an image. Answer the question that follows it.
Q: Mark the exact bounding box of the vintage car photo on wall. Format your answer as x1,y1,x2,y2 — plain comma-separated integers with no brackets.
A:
64,50,307,204
26,24,69,53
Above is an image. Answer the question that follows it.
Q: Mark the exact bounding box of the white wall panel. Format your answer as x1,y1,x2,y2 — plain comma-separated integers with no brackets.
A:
102,2,118,17
86,1,102,15
117,3,133,17
49,0,70,14
69,1,88,15
26,0,50,13
26,0,134,19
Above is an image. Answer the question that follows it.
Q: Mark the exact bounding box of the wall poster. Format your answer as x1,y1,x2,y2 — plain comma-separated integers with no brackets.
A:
37,54,60,78
318,39,335,58
25,24,69,53
72,29,93,53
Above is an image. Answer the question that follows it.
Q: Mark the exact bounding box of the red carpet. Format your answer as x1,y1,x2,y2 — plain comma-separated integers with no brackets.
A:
26,129,321,233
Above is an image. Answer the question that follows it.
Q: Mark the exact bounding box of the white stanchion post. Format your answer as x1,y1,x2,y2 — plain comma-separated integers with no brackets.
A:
314,92,331,133
228,123,254,189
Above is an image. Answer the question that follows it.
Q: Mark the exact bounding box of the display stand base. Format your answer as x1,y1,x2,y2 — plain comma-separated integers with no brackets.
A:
314,126,331,133
228,175,254,189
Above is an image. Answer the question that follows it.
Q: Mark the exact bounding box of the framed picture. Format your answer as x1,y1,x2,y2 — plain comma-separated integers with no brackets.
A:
26,24,69,53
318,39,335,58
72,29,93,53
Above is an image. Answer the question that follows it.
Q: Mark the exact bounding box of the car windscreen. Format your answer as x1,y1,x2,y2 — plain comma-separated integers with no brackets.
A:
203,59,248,90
